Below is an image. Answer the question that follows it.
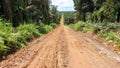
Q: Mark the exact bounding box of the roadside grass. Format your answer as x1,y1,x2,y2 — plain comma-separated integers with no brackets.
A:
99,31,120,48
69,21,120,48
0,18,58,59
37,23,57,34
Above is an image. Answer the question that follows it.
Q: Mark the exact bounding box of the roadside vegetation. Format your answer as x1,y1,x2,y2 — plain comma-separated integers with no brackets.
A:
0,0,120,60
69,21,120,48
0,18,57,59
67,0,120,48
0,0,59,59
57,11,75,24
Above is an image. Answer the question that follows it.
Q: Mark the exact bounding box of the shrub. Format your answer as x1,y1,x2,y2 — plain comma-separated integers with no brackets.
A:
17,24,40,40
69,21,120,48
83,23,94,33
37,23,47,34
50,23,58,29
0,21,41,59
45,25,53,33
37,23,53,34
5,33,27,51
0,19,55,59
99,31,120,47
68,24,74,29
0,37,9,58
73,21,85,31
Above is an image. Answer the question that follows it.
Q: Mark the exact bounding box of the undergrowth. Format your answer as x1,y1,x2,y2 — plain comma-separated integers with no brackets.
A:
0,18,58,59
69,21,120,48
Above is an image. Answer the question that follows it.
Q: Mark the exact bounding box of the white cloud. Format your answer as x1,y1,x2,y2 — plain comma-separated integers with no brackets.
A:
51,0,75,11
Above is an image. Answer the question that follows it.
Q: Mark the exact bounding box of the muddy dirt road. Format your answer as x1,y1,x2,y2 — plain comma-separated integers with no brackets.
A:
0,15,120,68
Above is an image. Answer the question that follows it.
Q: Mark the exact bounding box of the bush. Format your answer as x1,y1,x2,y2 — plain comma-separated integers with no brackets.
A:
83,23,94,33
50,23,58,29
0,19,55,59
0,37,9,58
0,20,41,59
69,21,94,32
0,20,12,57
5,33,27,51
37,23,53,34
73,21,85,31
17,24,41,40
45,25,53,33
99,31,120,47
68,24,74,29
69,21,120,48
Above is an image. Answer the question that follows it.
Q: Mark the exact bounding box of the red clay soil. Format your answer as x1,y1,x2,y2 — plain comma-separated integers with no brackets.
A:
0,15,120,68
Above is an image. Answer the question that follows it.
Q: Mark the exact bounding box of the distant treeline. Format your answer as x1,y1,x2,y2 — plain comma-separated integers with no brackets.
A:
57,11,75,24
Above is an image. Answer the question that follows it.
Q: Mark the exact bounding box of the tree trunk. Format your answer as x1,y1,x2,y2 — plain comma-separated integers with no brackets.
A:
117,11,120,22
2,0,13,22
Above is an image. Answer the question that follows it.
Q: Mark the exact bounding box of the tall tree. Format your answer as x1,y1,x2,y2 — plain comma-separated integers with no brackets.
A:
0,0,52,26
73,0,120,22
50,5,58,23
0,0,13,22
73,0,94,21
32,0,51,24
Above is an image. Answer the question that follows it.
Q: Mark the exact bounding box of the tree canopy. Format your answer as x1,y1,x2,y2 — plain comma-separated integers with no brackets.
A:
0,0,58,26
73,0,120,22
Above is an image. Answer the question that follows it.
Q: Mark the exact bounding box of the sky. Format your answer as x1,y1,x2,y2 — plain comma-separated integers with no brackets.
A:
51,0,75,11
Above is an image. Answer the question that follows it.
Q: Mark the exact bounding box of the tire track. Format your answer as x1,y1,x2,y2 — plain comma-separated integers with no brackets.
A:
0,15,120,68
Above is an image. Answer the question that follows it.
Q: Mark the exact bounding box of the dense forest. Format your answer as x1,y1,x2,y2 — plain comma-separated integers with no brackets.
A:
73,0,120,22
0,0,59,26
0,0,120,60
69,0,120,49
0,0,58,59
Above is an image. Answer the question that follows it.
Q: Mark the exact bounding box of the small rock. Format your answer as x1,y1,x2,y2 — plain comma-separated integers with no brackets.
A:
80,52,83,53
118,52,120,54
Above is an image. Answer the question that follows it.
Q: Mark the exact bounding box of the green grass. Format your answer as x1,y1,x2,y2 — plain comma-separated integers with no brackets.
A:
69,21,120,48
37,23,57,34
99,31,120,47
0,18,57,59
83,23,94,33
69,21,85,31
69,21,94,32
0,23,41,58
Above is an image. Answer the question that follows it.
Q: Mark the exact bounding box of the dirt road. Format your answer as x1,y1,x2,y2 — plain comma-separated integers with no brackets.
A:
0,15,120,68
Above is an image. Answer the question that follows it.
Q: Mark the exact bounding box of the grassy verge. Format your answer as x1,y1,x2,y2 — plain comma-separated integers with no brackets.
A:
69,21,120,48
0,19,58,59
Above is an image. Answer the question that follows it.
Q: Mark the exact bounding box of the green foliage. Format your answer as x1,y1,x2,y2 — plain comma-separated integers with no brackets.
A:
69,21,120,47
37,23,53,34
83,23,94,33
0,21,12,36
74,21,85,31
70,21,94,32
0,37,9,58
94,22,120,34
50,5,59,23
45,25,53,33
73,0,94,21
73,0,120,22
99,31,120,47
57,11,75,24
0,19,48,59
5,33,27,51
18,24,40,39
0,18,55,59
50,23,58,29
0,0,54,26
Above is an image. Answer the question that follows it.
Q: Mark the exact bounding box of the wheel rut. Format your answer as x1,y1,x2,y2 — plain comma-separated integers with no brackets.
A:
0,15,120,68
